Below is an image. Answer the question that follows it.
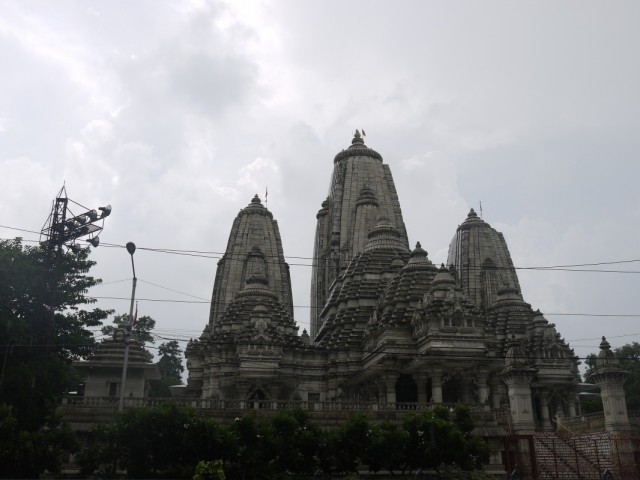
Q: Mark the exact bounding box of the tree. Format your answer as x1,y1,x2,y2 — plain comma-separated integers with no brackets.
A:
268,408,322,476
318,414,371,475
403,406,490,474
78,405,492,479
363,420,409,474
149,340,184,397
193,460,226,480
79,402,199,478
0,238,110,430
0,405,78,479
226,414,276,480
157,340,184,378
101,312,156,348
0,238,110,476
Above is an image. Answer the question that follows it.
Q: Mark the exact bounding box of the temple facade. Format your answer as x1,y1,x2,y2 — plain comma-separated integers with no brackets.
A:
184,131,584,433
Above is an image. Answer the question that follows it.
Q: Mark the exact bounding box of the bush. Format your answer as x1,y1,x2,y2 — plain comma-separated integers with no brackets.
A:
193,460,225,480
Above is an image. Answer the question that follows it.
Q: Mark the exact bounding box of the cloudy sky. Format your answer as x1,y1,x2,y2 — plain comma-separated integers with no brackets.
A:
1,0,638,370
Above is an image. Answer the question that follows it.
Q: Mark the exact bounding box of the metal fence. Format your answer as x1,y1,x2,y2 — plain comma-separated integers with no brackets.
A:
505,432,640,480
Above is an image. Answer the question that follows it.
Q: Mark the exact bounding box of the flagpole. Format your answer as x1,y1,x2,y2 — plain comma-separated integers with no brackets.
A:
118,242,137,413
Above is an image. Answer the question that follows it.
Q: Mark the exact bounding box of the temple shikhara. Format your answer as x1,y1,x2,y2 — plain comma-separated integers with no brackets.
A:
182,130,587,432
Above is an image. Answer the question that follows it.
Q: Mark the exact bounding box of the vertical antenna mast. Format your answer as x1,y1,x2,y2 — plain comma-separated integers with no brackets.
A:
265,186,268,209
479,201,483,219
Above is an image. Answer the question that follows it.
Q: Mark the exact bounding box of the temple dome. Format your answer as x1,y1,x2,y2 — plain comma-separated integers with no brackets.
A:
364,216,408,252
596,336,620,370
447,208,521,310
333,129,383,163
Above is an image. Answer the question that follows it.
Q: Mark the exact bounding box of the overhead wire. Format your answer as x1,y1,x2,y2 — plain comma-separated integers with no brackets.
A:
87,295,640,320
3,223,640,273
4,223,640,346
137,279,209,301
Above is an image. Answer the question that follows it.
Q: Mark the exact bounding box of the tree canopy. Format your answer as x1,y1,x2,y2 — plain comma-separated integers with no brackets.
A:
149,340,184,397
101,312,156,348
0,238,110,477
0,238,110,430
78,404,491,479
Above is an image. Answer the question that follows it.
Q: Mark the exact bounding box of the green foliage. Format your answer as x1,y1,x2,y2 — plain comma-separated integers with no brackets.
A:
193,460,225,480
317,414,371,475
149,340,184,397
78,404,491,479
79,403,233,479
158,340,184,378
0,404,78,478
268,408,322,476
403,406,490,473
0,239,111,428
363,421,409,474
612,342,640,411
102,313,156,349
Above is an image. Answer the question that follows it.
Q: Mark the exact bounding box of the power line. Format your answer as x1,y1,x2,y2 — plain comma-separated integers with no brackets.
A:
0,225,42,235
87,296,640,320
138,278,209,301
4,224,640,273
95,243,640,273
92,295,209,304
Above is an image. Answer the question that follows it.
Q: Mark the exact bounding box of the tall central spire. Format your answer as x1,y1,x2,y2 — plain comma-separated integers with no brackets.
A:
310,132,409,339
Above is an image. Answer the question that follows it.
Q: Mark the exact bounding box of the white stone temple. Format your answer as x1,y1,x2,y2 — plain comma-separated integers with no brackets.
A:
183,130,588,433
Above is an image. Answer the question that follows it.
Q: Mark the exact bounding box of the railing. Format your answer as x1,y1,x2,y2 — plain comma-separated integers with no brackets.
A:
61,395,498,418
559,412,606,434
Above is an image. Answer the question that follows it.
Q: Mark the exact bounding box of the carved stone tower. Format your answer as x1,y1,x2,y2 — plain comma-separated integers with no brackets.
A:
447,209,521,310
588,336,630,432
208,195,293,330
310,130,409,338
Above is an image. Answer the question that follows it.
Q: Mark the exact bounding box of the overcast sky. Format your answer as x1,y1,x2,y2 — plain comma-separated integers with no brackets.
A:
1,0,639,370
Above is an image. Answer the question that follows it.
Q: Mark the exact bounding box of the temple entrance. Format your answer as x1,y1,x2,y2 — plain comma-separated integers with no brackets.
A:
396,374,418,407
247,388,267,409
442,375,462,403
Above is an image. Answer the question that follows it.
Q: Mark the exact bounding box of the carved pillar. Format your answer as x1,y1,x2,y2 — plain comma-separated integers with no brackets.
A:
477,373,489,405
503,372,536,434
416,374,428,404
588,337,631,432
490,379,503,409
431,373,443,403
538,391,553,431
385,375,397,405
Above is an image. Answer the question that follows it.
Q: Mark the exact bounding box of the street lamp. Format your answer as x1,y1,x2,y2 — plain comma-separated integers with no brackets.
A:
117,242,137,413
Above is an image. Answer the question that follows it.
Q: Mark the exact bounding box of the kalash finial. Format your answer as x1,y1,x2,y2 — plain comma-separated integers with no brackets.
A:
352,129,365,146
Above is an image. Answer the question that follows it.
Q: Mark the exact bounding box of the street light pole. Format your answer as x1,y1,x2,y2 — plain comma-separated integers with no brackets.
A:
118,242,137,413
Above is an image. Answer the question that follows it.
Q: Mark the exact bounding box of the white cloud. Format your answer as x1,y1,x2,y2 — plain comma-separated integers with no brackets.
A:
1,0,638,361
